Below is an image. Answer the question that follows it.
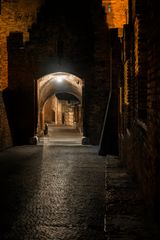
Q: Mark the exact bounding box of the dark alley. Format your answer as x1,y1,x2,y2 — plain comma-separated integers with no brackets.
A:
1,0,160,239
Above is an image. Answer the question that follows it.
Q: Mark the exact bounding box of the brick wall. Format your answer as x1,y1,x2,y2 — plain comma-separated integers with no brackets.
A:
102,0,128,29
120,0,160,217
0,0,43,90
0,0,42,149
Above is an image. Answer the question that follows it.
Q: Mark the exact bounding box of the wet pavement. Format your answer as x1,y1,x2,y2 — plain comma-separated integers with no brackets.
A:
0,126,160,239
0,145,105,240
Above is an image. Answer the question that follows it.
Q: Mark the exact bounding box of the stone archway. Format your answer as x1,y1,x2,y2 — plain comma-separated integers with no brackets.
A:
36,72,83,137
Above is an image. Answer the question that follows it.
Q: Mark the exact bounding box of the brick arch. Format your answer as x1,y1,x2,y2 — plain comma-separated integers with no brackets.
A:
38,72,82,110
37,72,83,134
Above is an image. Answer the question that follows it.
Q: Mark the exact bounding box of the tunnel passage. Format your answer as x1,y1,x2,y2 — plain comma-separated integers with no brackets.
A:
37,72,83,139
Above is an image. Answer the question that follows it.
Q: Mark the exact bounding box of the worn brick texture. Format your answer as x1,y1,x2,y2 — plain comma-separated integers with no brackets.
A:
102,0,128,29
120,0,160,217
0,0,43,90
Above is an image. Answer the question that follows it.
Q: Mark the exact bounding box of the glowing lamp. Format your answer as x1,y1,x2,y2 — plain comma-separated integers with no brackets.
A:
56,75,64,83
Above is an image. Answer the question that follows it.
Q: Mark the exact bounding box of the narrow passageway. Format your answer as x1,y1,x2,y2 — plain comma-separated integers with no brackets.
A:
1,1,160,239
0,144,105,239
39,124,82,145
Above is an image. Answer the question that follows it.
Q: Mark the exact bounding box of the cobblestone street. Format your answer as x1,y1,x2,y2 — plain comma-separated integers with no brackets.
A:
0,125,160,240
0,144,105,240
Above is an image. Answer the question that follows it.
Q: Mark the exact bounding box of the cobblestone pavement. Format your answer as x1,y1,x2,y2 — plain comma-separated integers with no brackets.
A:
105,156,160,240
1,131,160,240
0,145,105,240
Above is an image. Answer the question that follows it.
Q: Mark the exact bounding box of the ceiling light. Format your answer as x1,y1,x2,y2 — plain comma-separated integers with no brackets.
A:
56,75,64,83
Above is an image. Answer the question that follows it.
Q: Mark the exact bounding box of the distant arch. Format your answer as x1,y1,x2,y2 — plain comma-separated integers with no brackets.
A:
36,72,83,135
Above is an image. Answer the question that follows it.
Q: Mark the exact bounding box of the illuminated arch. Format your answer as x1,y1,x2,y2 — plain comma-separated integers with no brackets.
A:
37,72,83,134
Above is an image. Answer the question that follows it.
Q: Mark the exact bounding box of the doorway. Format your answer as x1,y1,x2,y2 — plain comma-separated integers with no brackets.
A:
36,72,83,144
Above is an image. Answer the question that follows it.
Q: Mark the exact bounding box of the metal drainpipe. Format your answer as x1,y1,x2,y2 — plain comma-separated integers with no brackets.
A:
98,47,112,155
